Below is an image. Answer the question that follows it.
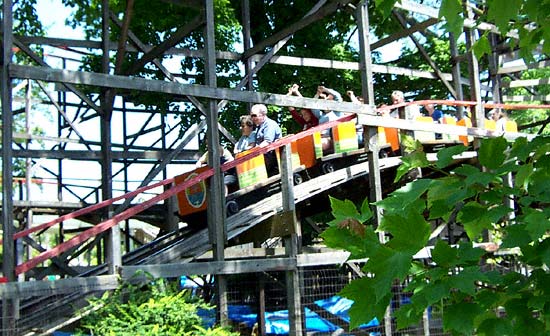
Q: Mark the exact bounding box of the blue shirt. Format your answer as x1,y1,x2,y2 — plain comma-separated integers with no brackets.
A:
431,109,443,122
234,131,256,153
255,117,282,145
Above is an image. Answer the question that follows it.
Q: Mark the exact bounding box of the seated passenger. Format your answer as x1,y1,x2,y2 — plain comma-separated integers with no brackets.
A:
425,103,444,139
390,90,420,120
234,115,256,154
495,110,509,134
311,85,344,154
346,90,364,104
425,103,443,123
286,84,319,131
250,104,282,177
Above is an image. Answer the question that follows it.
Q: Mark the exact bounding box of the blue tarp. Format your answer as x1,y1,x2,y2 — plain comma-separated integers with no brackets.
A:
209,296,380,334
314,295,380,329
231,307,340,334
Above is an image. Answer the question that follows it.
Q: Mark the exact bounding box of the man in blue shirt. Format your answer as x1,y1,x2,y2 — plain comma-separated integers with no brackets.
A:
425,103,443,139
425,103,443,123
250,104,282,176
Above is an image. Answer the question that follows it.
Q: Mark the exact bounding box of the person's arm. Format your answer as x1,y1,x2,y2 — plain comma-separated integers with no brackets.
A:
324,87,342,102
289,109,306,127
347,90,360,104
196,152,208,167
222,148,234,163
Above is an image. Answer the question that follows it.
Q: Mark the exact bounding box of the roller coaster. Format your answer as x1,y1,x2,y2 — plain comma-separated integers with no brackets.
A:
0,99,538,335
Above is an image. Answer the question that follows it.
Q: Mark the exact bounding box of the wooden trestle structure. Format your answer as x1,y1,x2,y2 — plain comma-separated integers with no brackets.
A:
0,0,546,335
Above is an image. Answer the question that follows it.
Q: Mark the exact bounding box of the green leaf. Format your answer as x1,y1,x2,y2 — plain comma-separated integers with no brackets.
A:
452,164,480,177
339,277,390,329
321,227,368,259
359,197,373,222
395,150,430,182
431,240,458,268
486,0,521,36
382,210,430,255
415,280,450,305
374,0,400,19
475,289,504,310
377,179,432,211
478,137,508,170
476,317,513,336
501,224,532,249
472,34,492,61
365,247,413,300
448,267,485,295
479,189,505,204
509,136,531,162
394,303,424,330
439,0,464,39
428,199,452,220
456,242,487,265
464,170,496,187
458,202,492,240
328,196,360,227
443,302,483,335
524,210,550,240
435,145,468,169
514,163,533,191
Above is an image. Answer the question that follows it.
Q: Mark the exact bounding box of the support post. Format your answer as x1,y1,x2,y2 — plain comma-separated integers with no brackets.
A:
356,1,382,228
464,1,483,131
204,0,228,326
281,144,304,335
101,0,121,273
2,2,18,334
357,3,390,334
449,32,465,119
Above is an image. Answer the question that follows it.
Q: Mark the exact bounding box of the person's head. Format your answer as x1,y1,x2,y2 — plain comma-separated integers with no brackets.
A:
299,108,314,122
239,115,254,135
391,90,405,104
425,104,435,116
250,104,267,126
487,110,498,121
317,85,335,100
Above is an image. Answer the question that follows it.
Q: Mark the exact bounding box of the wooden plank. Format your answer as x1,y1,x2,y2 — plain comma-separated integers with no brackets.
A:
503,95,550,102
10,65,374,115
13,149,199,161
498,60,550,74
120,257,297,279
0,275,119,299
501,78,550,88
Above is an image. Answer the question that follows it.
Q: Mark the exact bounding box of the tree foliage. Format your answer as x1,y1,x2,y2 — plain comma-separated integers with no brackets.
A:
76,275,238,336
322,135,550,334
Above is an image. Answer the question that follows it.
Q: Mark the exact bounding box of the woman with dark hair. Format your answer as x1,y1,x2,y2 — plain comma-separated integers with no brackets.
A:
286,84,319,130
234,115,257,154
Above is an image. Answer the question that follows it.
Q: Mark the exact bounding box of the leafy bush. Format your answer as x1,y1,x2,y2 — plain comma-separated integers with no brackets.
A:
322,135,550,335
76,275,238,336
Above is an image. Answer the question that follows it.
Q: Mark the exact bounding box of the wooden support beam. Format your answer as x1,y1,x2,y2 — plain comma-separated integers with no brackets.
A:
127,14,205,74
13,149,199,161
121,257,297,279
0,275,119,299
498,59,550,74
371,17,439,50
10,64,375,114
501,78,550,88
